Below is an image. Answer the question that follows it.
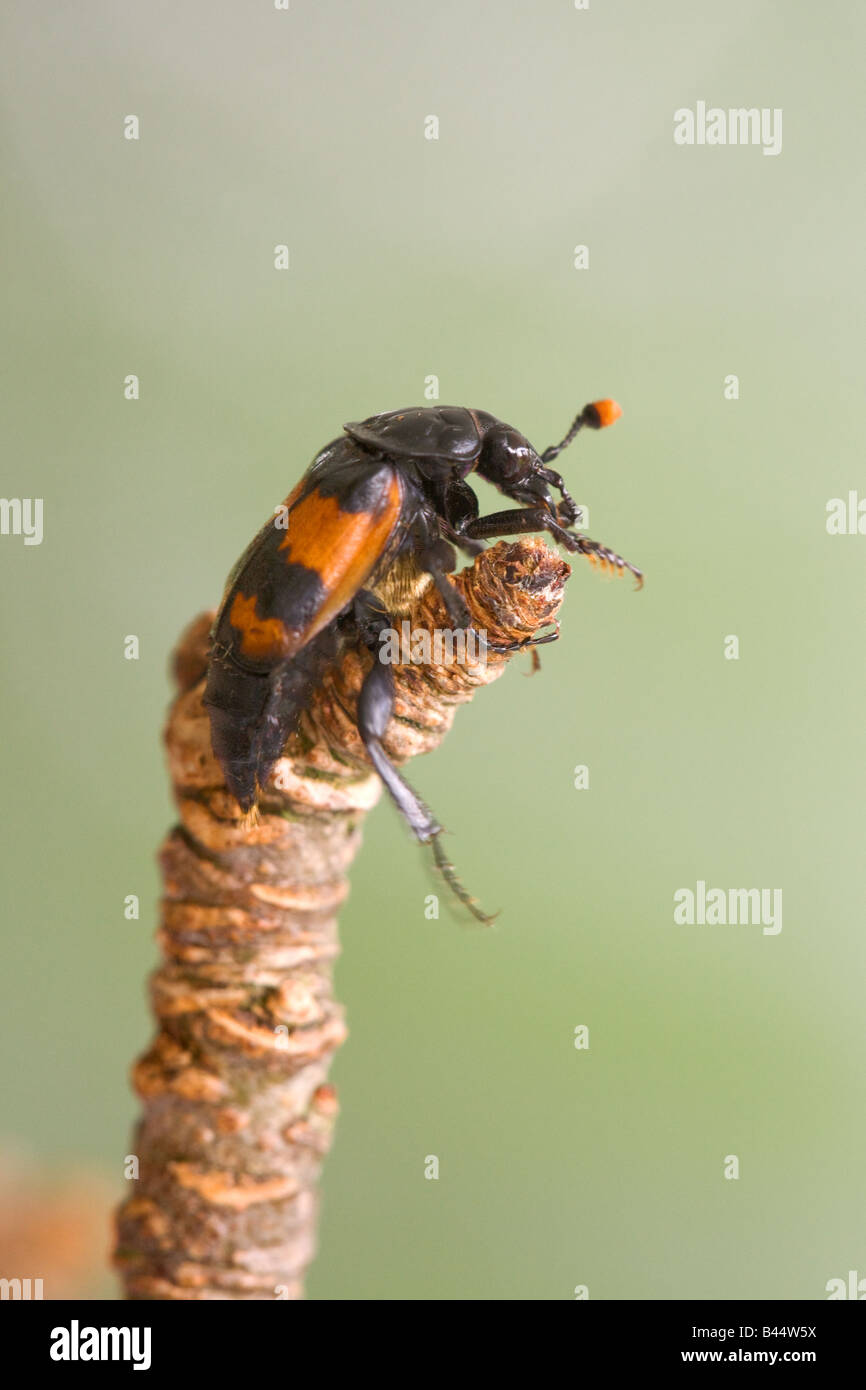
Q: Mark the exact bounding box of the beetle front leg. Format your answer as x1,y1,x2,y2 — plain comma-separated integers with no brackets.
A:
461,506,643,587
416,538,473,631
487,621,561,655
462,503,575,547
567,533,644,586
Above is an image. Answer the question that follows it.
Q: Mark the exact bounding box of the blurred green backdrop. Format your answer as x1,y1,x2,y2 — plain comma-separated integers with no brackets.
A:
1,0,864,1300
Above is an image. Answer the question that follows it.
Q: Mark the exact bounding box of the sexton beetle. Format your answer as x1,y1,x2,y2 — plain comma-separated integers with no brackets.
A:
203,399,642,921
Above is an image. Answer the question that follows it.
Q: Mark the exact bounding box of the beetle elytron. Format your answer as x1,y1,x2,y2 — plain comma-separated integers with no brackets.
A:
203,399,642,921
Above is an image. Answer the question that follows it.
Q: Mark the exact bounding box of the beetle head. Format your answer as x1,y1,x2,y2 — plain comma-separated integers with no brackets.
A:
476,422,540,492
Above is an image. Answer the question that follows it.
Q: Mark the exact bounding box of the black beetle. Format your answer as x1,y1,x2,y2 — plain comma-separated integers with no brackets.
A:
204,399,641,921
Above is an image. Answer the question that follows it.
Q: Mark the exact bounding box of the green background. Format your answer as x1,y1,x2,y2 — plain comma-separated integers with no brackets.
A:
1,0,864,1300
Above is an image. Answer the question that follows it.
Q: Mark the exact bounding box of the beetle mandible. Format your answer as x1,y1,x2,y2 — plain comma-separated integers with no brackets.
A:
203,399,642,922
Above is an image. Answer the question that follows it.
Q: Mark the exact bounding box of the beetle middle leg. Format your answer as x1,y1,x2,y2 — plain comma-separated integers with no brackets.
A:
415,537,473,631
413,536,548,658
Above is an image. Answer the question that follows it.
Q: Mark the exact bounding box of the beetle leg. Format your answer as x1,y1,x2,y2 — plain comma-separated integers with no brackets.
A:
568,534,644,586
534,465,581,525
412,524,560,655
462,502,569,544
357,656,444,841
417,537,520,665
416,538,473,630
351,587,389,645
439,520,485,558
462,506,644,587
438,481,485,557
485,620,561,656
436,516,485,558
352,590,442,840
353,593,496,925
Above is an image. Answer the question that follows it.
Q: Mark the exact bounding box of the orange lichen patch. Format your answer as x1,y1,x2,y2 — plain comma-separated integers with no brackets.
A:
167,1164,300,1209
132,1054,228,1103
159,903,335,951
215,1108,250,1134
266,978,323,1026
204,1008,347,1060
150,980,251,1017
284,1084,340,1153
164,688,223,790
283,1120,333,1154
159,903,277,939
200,1010,289,1055
267,756,382,811
158,936,339,979
131,1035,229,1103
175,796,308,851
121,1197,171,1244
249,880,349,912
312,1083,339,1118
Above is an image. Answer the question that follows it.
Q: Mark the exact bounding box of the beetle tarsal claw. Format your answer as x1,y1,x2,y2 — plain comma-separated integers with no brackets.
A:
430,834,498,927
485,619,561,655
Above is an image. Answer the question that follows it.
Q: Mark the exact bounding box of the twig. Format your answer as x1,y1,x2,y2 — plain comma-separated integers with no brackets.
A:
113,537,570,1300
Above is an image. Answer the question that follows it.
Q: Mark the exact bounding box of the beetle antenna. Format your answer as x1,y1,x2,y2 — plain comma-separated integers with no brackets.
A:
431,834,499,927
540,398,623,463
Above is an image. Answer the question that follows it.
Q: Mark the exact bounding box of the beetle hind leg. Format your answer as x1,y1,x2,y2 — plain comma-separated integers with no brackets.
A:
356,651,442,842
431,835,498,927
354,602,496,926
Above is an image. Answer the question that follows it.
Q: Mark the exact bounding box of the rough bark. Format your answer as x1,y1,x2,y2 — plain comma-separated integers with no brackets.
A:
113,538,570,1300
